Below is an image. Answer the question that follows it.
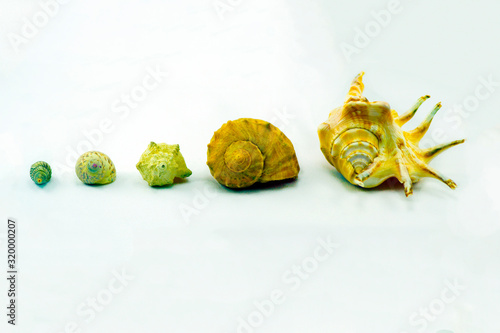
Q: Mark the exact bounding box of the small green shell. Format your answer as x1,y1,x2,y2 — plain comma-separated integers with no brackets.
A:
30,161,52,185
75,151,116,185
136,142,192,186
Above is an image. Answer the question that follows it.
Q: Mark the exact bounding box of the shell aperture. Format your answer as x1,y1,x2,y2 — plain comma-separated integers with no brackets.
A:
318,72,465,196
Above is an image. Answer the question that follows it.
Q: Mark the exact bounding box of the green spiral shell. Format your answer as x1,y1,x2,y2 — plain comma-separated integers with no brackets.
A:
30,161,52,185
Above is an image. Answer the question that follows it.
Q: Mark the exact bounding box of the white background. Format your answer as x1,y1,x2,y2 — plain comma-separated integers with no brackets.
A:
1,0,500,332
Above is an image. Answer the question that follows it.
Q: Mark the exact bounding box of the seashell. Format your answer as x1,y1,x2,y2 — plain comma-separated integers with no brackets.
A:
136,142,192,186
207,118,300,188
75,151,116,185
318,72,465,196
30,161,52,185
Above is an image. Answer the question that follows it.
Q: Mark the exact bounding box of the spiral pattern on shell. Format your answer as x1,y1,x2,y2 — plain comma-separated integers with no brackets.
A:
30,161,52,185
207,118,300,188
332,128,379,175
75,151,116,185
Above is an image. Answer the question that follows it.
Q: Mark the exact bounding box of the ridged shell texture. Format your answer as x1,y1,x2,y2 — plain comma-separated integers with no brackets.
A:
207,118,300,188
30,161,52,185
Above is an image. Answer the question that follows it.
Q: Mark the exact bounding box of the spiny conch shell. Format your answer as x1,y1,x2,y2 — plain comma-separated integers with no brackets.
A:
30,161,52,185
75,151,116,185
207,118,300,188
318,72,465,197
136,142,192,186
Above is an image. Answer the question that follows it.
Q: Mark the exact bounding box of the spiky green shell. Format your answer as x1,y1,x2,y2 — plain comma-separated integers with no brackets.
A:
75,151,116,185
30,161,52,185
136,142,192,186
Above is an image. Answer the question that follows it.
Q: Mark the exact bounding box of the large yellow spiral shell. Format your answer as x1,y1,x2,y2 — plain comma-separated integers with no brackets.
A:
207,118,300,188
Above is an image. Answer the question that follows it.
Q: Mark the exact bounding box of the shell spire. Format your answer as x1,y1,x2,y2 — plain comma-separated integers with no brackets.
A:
318,72,464,196
345,71,365,102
